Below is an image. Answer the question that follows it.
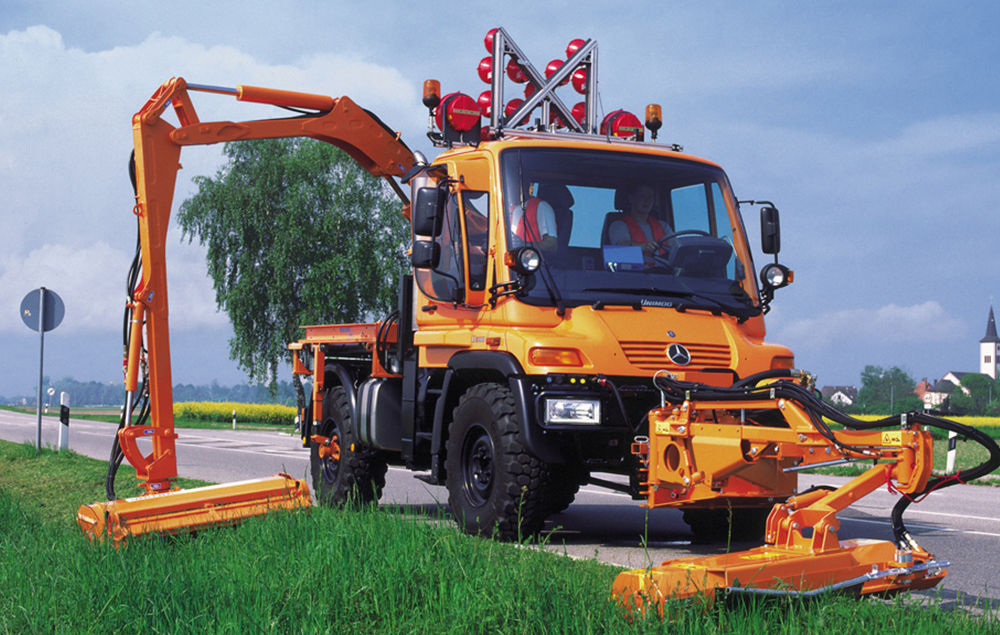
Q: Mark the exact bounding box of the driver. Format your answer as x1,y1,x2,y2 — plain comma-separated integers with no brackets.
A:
510,187,558,253
608,184,671,258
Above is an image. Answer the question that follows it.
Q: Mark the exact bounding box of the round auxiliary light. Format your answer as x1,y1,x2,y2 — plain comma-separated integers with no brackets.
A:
477,56,493,83
571,101,586,126
435,92,480,132
506,59,527,83
484,28,499,53
511,247,541,274
600,110,644,140
477,90,492,117
566,38,586,58
545,59,569,86
571,68,587,94
760,263,791,289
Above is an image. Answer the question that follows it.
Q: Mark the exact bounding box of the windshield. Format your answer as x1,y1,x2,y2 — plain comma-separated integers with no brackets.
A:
500,147,760,319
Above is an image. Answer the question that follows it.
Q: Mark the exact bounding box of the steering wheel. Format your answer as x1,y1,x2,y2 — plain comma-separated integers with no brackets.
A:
649,229,711,270
654,229,711,251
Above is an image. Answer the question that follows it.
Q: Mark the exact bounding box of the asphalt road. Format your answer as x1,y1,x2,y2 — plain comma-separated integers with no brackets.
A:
3,409,999,609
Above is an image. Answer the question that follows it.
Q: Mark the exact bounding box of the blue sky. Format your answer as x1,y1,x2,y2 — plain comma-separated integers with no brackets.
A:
1,1,998,397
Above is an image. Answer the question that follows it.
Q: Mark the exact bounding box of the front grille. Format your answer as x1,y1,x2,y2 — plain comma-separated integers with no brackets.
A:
620,341,731,371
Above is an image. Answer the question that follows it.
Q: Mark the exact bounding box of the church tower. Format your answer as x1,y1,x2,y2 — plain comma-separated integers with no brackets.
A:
981,305,1000,379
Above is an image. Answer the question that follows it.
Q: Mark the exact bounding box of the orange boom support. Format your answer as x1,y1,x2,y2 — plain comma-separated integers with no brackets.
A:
78,77,413,543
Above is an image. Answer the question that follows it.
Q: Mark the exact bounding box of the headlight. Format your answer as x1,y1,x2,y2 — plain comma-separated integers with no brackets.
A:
760,263,793,289
505,246,541,274
545,398,601,425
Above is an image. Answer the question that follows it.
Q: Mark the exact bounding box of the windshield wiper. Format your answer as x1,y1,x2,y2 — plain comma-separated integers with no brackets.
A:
591,300,643,311
584,287,740,318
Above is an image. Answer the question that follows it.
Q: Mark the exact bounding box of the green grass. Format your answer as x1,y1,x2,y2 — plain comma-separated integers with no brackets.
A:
807,423,1000,483
1,441,999,633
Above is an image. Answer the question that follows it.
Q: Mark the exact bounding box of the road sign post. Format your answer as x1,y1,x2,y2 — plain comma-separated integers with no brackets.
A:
20,287,65,453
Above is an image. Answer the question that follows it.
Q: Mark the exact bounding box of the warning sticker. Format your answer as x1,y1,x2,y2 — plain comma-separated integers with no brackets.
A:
881,431,903,445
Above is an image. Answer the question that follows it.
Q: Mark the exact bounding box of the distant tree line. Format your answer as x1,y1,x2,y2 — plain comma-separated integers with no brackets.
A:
2,376,298,407
825,364,1000,416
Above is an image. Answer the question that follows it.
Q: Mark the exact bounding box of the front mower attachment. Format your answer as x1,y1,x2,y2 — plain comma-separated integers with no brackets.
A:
613,539,947,608
77,473,311,545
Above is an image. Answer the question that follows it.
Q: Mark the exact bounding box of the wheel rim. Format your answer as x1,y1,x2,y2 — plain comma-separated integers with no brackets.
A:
462,424,494,507
319,418,341,485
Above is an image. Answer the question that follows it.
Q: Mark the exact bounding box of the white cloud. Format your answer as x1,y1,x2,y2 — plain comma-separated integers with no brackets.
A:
0,25,420,336
0,240,227,334
771,301,966,350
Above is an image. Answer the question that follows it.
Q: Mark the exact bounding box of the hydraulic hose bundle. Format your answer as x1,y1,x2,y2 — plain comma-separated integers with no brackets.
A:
651,368,1000,549
104,154,152,500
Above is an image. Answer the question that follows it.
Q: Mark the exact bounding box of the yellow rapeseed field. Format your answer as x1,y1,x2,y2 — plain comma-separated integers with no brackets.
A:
174,402,297,426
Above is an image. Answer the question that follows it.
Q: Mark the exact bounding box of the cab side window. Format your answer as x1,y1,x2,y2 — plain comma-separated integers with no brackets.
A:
430,192,465,301
462,191,490,291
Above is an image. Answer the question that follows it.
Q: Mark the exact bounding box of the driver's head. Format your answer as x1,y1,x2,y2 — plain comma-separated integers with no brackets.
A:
627,184,654,218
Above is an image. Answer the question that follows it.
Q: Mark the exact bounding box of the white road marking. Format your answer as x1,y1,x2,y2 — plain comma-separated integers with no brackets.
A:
843,515,1000,539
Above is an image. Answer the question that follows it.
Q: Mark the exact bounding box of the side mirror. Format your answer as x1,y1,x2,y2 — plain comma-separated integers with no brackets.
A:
412,186,445,236
760,206,781,255
411,240,440,269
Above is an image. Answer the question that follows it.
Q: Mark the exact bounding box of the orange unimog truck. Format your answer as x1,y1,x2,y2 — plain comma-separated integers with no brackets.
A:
291,28,797,540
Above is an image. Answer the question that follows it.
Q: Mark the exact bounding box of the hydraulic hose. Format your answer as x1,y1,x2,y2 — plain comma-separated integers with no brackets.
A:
652,372,1000,548
107,152,152,500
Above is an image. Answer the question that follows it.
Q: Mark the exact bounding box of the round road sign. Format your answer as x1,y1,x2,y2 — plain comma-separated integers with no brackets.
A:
20,288,64,333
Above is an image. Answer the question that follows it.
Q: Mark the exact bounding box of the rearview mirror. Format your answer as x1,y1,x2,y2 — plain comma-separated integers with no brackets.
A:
412,186,445,236
411,240,440,269
760,206,781,255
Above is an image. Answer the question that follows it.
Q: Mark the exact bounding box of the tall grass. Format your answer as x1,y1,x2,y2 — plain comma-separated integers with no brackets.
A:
1,441,998,633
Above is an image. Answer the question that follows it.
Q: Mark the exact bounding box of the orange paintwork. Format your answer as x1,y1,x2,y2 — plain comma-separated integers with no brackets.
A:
77,474,310,545
81,77,414,542
612,387,943,606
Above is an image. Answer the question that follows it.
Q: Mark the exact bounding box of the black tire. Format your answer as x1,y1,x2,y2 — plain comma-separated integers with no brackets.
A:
544,465,588,515
682,507,770,543
445,383,549,540
309,385,387,507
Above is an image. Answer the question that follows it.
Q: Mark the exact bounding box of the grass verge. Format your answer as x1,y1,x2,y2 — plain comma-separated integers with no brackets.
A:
808,416,1000,483
2,441,999,633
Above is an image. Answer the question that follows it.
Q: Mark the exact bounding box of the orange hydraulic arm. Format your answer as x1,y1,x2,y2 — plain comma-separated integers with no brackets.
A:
122,77,414,494
613,373,1000,610
77,78,414,543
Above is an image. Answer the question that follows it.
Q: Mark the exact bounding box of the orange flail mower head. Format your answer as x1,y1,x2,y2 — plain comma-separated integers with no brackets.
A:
609,373,982,611
77,474,311,545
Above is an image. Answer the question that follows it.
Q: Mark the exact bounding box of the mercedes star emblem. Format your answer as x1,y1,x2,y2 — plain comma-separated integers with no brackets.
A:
667,343,692,366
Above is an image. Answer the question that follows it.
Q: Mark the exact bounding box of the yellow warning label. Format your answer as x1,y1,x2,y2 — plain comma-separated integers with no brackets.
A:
881,431,903,445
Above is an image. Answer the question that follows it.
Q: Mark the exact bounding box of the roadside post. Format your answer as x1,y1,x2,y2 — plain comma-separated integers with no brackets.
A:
946,430,958,473
58,392,71,451
20,287,65,453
